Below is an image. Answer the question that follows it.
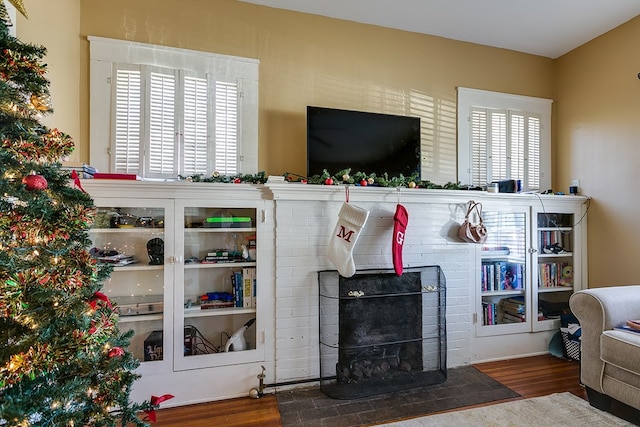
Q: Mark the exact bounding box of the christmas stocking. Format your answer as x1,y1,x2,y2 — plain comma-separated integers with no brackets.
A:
327,202,370,277
393,204,408,276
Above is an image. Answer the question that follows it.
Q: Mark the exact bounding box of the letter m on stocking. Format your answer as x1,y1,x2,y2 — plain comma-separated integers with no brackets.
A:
337,225,355,243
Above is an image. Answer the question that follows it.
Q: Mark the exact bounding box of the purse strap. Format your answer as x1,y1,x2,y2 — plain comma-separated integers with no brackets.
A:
474,202,484,224
465,201,484,224
465,200,476,218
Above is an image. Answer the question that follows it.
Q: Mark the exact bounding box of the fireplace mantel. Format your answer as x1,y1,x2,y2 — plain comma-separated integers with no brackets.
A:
265,182,585,205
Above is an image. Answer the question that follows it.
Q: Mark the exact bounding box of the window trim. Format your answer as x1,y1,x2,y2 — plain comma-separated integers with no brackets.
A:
457,87,552,191
89,36,259,177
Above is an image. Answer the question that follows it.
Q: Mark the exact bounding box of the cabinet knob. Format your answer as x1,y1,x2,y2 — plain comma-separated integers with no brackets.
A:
528,248,538,254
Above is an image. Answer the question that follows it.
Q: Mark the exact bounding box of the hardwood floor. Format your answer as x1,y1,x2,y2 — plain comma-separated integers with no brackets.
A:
150,394,282,427
474,354,586,400
152,354,583,426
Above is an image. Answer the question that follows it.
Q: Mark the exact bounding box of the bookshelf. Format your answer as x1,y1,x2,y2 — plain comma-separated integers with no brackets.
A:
473,198,587,344
476,207,529,335
83,180,273,406
533,211,579,332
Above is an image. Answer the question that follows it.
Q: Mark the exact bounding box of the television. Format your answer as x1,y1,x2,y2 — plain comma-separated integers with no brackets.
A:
306,106,421,180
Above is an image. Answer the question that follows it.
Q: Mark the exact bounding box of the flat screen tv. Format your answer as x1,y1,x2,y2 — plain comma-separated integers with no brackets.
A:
306,106,421,180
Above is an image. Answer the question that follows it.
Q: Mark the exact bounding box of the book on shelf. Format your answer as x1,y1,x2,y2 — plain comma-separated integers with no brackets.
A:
230,268,256,308
242,268,252,308
62,162,97,179
200,300,235,309
242,267,256,309
482,301,497,326
502,312,526,323
500,298,525,315
539,230,571,251
231,271,243,308
500,263,523,291
481,262,524,291
498,296,526,323
538,262,573,288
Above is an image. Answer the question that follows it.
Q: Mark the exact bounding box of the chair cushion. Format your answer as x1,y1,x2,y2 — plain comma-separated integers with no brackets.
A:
601,330,640,374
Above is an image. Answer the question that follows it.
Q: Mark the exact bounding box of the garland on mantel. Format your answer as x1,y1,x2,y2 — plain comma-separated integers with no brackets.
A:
179,168,461,190
180,170,268,184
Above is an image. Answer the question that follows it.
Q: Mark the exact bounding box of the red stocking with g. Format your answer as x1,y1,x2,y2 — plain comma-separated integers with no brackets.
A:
393,204,408,276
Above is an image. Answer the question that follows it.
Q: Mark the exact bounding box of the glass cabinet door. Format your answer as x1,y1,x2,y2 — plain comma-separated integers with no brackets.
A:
533,211,577,332
174,203,260,371
89,199,173,374
476,207,530,337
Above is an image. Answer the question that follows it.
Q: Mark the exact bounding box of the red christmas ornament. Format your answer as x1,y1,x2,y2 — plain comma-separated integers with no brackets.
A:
359,179,367,187
108,347,125,358
23,172,48,190
233,178,242,183
325,177,334,185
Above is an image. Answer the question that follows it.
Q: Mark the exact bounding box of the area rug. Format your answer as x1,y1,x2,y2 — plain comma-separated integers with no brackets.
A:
277,366,520,427
378,392,635,426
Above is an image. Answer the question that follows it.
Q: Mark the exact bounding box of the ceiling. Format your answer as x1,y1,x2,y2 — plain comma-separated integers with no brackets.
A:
238,0,640,58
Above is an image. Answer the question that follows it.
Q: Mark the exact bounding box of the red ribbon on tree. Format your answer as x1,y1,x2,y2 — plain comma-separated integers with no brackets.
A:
145,394,175,422
107,347,125,358
71,169,86,193
89,292,112,310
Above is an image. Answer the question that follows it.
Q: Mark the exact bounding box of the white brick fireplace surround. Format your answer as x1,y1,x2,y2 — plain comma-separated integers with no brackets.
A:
267,184,480,385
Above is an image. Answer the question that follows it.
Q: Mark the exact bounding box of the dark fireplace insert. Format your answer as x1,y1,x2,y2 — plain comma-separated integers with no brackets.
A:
319,266,447,399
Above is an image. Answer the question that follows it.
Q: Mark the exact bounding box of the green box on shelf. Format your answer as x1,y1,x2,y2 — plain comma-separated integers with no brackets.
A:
203,216,252,228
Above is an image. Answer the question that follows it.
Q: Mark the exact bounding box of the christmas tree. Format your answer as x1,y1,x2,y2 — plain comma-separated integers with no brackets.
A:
0,7,168,426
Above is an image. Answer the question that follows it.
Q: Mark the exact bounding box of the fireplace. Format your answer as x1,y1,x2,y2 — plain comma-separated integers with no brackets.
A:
319,266,447,399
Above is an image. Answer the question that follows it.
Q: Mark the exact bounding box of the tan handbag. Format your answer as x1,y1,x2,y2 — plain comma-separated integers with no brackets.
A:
458,201,488,243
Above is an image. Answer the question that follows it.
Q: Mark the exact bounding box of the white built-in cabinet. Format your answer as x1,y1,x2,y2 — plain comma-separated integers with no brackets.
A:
82,180,274,407
471,196,588,362
81,180,588,401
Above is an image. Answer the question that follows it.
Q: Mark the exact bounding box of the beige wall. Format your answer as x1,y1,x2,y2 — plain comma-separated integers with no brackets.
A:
77,0,553,183
17,0,81,162
555,16,640,287
20,0,639,288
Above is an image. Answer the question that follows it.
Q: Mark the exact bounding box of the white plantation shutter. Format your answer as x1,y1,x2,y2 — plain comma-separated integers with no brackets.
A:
468,107,539,188
470,109,487,186
458,88,551,192
89,37,259,178
147,70,177,177
214,81,239,175
111,67,242,178
490,110,507,181
527,116,541,189
114,67,142,173
183,75,209,176
509,112,525,182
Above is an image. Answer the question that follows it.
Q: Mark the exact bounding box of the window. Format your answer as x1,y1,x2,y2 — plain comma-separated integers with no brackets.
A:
89,37,258,179
457,87,551,192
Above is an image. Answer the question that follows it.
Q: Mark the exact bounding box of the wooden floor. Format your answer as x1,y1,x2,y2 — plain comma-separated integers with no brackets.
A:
151,354,583,426
474,354,586,401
